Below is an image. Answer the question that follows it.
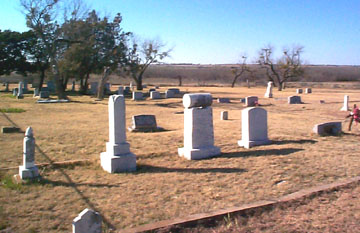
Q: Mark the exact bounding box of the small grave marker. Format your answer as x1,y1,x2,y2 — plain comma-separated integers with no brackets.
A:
72,208,102,233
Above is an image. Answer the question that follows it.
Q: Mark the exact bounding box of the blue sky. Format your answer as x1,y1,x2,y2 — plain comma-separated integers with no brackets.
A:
1,0,359,65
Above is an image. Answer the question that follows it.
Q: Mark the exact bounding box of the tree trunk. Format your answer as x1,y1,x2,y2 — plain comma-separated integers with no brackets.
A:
38,68,45,92
135,74,143,90
277,81,283,91
80,73,90,94
97,67,111,100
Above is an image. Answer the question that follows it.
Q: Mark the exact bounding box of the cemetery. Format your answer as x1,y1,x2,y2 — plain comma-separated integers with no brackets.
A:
0,83,359,232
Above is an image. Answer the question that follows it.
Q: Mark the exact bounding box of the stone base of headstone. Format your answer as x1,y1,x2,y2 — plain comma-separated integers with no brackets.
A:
100,152,136,173
16,95,24,99
238,139,271,149
340,106,349,111
100,142,136,173
19,165,39,179
178,146,221,160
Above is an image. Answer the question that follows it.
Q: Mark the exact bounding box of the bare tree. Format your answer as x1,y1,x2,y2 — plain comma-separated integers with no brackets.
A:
231,55,252,88
124,37,171,90
257,45,304,91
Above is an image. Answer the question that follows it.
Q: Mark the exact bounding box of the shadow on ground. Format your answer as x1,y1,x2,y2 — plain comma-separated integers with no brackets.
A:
221,148,304,158
136,164,247,174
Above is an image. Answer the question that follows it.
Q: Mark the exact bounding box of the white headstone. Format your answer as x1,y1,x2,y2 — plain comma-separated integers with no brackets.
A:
33,88,39,97
165,90,175,98
305,88,312,94
264,81,273,98
90,82,98,95
5,82,9,92
17,82,24,99
72,208,102,233
238,107,271,149
132,92,143,100
128,115,160,132
313,122,342,136
296,88,303,94
100,95,136,173
23,81,28,93
340,95,349,111
245,96,258,107
19,127,39,179
178,93,221,160
39,91,50,99
221,111,228,120
288,96,302,104
217,98,230,103
150,91,161,99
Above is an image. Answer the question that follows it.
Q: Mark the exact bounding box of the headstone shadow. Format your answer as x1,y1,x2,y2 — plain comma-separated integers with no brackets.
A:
136,164,247,174
271,139,317,145
221,148,304,158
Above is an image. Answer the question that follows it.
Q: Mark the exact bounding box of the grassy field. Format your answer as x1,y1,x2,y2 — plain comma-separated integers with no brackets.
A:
0,84,359,232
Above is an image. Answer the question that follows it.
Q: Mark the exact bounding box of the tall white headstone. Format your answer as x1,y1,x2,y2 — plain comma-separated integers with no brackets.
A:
238,107,271,149
264,81,273,98
19,127,39,179
178,93,221,160
72,208,102,233
340,95,349,111
17,82,24,99
100,95,136,173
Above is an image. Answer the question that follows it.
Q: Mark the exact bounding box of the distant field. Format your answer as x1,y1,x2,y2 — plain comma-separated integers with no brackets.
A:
0,85,359,232
1,64,360,89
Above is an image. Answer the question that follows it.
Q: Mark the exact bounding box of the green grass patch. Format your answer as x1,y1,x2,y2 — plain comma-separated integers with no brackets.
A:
1,174,22,191
0,108,26,113
0,94,16,99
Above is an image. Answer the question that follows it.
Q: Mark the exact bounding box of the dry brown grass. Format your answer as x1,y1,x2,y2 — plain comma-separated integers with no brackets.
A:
0,85,360,232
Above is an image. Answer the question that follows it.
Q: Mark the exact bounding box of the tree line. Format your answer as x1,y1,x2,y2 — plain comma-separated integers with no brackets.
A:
0,0,170,99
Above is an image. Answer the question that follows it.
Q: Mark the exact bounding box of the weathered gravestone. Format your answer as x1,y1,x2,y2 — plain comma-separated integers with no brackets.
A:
17,82,24,99
165,89,175,98
19,127,39,179
264,81,273,98
150,91,161,99
288,95,302,104
168,88,180,94
39,91,50,98
221,111,228,120
217,98,230,103
13,88,18,96
100,95,136,173
305,88,312,94
178,93,221,160
132,91,143,100
117,86,124,95
245,96,258,107
128,115,163,132
71,81,76,91
238,107,271,149
89,82,98,95
47,81,56,93
72,208,102,233
5,82,9,92
104,83,111,94
33,88,39,97
340,95,349,111
124,86,131,94
296,88,303,94
313,122,342,136
23,80,28,93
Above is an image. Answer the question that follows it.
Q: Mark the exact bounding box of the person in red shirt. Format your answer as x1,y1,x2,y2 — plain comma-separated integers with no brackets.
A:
346,104,360,131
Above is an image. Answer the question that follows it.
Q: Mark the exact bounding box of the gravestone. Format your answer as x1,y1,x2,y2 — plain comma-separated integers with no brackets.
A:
19,127,39,179
148,88,156,93
124,86,131,94
71,81,76,91
168,88,180,94
39,91,50,98
90,82,98,95
142,84,147,88
5,82,9,92
47,81,56,93
165,89,175,98
178,93,221,160
72,208,102,233
320,100,325,104
100,95,136,173
288,95,302,104
221,111,228,120
240,98,245,103
296,88,303,94
23,80,28,93
245,96,258,107
305,88,312,94
132,92,143,100
238,107,271,149
130,82,134,89
104,83,111,94
264,81,273,98
33,88,39,97
17,82,24,99
128,115,162,132
150,91,161,99
217,98,230,103
313,122,342,136
117,86,124,95
13,88,18,96
340,95,349,111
